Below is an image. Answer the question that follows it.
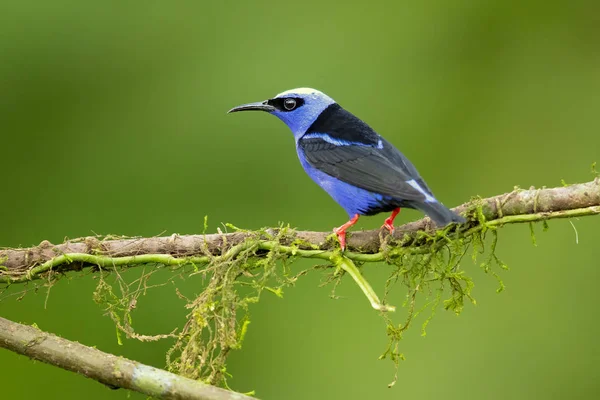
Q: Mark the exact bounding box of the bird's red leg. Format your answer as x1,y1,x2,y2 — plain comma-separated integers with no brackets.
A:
333,214,360,251
382,208,401,233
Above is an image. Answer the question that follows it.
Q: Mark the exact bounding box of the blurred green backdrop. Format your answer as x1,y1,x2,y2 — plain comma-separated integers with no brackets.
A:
1,1,599,399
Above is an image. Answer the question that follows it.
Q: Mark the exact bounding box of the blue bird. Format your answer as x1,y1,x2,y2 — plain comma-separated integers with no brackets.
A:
228,88,465,249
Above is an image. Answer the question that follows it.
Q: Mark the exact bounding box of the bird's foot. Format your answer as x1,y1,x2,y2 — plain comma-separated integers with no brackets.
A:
333,228,348,251
382,219,395,234
333,214,360,251
381,208,401,234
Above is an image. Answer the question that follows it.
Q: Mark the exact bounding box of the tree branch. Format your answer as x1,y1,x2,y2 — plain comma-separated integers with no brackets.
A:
1,179,599,284
2,179,598,389
0,317,256,400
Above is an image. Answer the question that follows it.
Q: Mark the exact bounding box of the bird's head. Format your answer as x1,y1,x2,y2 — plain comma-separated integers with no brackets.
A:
228,88,335,138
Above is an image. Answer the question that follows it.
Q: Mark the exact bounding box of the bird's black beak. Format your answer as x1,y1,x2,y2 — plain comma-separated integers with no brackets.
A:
227,100,275,113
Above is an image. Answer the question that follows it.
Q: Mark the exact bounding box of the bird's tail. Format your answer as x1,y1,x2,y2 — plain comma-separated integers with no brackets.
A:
413,201,466,227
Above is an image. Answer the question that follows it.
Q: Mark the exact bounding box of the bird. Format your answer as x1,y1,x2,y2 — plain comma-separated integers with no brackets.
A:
228,88,465,250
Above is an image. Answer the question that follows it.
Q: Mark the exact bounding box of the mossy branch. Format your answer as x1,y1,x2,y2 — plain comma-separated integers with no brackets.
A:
1,178,598,388
1,179,598,283
0,316,256,400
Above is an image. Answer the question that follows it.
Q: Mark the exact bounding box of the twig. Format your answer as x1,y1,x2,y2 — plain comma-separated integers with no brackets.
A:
333,255,396,312
0,317,256,400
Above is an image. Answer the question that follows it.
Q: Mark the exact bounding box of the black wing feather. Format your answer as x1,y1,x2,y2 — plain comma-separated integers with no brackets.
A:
299,136,430,202
378,137,433,195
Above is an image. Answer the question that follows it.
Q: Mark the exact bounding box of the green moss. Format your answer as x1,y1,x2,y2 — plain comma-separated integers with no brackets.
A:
529,222,537,246
373,200,514,387
7,215,520,387
0,255,8,272
3,177,596,388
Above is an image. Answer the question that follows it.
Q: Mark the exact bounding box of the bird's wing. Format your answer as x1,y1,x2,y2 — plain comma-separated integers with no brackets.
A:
377,137,434,195
298,134,434,202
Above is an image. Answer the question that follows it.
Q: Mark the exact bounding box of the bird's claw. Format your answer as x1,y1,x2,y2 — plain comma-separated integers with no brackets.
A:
333,214,359,251
333,227,347,251
382,208,400,235
382,220,395,234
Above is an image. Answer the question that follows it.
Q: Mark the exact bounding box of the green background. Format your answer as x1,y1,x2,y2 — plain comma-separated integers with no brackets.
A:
1,1,599,399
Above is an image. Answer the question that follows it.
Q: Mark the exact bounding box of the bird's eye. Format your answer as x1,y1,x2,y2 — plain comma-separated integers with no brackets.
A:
283,98,297,110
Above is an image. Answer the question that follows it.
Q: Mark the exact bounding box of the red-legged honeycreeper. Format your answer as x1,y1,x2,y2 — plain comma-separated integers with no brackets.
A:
228,88,465,250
